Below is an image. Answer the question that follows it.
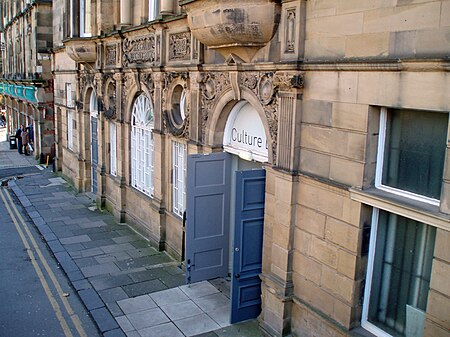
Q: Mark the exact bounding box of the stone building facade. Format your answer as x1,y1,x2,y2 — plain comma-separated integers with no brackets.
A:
53,0,450,336
0,0,54,158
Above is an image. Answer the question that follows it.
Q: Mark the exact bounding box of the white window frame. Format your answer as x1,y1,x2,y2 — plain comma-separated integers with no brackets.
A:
362,208,433,337
180,89,187,122
67,109,73,151
110,122,117,176
375,107,440,206
148,0,157,21
66,83,73,108
131,94,154,196
80,0,92,37
69,0,74,37
361,209,390,337
172,141,186,218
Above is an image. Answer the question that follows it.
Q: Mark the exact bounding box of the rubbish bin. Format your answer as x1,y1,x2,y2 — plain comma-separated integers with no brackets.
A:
9,135,17,149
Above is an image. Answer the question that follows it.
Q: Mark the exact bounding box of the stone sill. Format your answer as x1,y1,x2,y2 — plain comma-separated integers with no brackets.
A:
350,187,450,231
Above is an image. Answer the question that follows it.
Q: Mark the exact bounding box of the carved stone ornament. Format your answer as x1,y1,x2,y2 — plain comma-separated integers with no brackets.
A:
121,72,135,112
122,34,156,67
140,72,155,95
169,32,191,61
94,73,103,98
79,72,95,105
202,75,216,100
285,9,296,53
258,75,274,105
105,44,117,66
273,72,304,90
162,73,189,139
75,100,83,111
103,76,116,120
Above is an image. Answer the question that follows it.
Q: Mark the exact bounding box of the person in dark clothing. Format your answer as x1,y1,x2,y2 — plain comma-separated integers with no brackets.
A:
15,125,23,154
22,127,30,156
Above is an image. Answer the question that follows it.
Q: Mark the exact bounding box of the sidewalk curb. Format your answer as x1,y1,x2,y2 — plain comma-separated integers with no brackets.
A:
8,178,126,337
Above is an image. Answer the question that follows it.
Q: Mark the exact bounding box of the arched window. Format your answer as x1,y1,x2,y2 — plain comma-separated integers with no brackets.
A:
131,94,154,196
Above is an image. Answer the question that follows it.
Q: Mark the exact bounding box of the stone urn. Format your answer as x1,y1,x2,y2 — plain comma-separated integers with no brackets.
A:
181,0,281,63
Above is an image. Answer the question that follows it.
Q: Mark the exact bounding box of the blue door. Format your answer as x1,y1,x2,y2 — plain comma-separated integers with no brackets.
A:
231,169,266,323
185,152,231,283
90,116,98,194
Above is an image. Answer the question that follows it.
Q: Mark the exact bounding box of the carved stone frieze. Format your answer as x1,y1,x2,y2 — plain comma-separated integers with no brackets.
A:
169,32,191,61
122,34,156,67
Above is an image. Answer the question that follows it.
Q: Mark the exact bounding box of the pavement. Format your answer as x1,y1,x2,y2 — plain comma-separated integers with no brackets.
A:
0,130,264,337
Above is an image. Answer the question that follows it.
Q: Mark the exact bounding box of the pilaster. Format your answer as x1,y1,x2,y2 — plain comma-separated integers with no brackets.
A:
260,166,299,337
189,72,204,144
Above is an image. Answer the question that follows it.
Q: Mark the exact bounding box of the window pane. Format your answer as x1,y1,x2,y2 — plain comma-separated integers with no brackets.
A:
131,94,154,196
382,109,448,199
368,210,436,337
110,122,116,176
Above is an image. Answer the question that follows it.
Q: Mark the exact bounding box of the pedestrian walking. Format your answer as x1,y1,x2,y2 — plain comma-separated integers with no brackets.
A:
21,127,30,156
15,125,23,154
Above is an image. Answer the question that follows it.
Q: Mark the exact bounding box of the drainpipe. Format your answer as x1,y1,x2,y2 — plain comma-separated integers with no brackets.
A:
120,0,131,26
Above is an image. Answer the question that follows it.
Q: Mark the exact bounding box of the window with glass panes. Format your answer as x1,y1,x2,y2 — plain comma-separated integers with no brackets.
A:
80,0,91,37
67,110,73,150
172,141,186,217
376,108,448,204
149,0,158,21
362,108,448,337
110,122,117,176
131,94,154,196
363,210,436,337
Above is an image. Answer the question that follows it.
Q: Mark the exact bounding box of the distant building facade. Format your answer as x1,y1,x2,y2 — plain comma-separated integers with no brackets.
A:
0,0,54,158
52,0,450,336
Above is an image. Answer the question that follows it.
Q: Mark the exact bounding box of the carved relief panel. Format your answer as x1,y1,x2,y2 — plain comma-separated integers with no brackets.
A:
168,32,191,62
123,34,157,67
280,0,306,61
105,43,120,68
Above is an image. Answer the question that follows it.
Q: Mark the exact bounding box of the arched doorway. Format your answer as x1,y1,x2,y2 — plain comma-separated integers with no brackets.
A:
185,100,268,324
90,91,99,194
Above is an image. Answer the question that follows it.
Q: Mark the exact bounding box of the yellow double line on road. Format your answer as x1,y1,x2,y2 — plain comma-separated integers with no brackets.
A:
0,188,88,337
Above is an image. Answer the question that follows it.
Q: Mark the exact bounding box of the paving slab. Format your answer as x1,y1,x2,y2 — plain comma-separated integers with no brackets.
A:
138,322,185,337
149,287,190,306
122,279,167,297
127,307,170,330
174,313,221,337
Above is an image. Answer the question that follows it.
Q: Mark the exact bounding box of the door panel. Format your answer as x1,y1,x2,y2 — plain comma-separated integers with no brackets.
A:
90,117,98,194
186,152,231,283
231,169,266,324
